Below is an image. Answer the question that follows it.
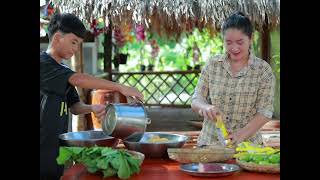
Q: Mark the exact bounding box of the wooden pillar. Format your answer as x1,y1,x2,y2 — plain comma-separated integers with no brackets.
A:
71,43,87,131
104,22,113,81
71,43,84,73
261,22,271,64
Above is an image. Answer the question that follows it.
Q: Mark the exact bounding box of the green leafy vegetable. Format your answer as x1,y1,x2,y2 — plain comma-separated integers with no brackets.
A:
118,152,131,179
56,147,72,165
234,142,280,165
56,146,143,179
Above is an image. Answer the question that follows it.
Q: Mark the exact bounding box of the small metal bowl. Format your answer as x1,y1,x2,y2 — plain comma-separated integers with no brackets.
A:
59,130,120,147
180,163,240,177
123,132,188,158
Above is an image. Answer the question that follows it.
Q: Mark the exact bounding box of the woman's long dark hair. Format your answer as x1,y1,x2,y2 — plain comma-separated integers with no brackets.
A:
221,11,253,38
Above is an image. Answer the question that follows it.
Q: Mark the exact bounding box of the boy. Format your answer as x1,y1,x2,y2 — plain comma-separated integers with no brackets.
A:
40,13,143,180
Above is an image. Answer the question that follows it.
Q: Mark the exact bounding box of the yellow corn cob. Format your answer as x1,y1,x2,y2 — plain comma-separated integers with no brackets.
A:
216,115,232,146
216,115,228,138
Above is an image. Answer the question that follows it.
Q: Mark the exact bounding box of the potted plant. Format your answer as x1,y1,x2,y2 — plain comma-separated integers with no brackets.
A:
147,64,154,71
194,64,201,70
140,64,146,71
117,45,129,64
113,58,120,70
186,65,193,71
114,53,128,64
192,43,201,70
147,39,159,71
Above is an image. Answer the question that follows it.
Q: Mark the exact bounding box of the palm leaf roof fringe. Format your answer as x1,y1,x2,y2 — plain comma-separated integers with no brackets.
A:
52,0,280,38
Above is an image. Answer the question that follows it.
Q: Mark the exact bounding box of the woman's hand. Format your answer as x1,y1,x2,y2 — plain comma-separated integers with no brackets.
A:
198,105,222,122
227,129,247,145
91,104,106,122
119,85,144,102
227,113,270,145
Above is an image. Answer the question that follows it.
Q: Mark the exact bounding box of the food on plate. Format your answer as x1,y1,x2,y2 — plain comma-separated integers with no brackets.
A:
198,163,224,172
148,135,169,143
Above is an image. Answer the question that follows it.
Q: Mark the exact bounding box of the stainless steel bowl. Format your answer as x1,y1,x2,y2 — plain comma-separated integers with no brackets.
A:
180,163,240,177
123,132,188,158
59,130,120,147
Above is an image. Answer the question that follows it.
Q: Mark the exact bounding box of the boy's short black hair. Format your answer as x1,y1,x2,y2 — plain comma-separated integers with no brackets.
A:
221,11,253,38
47,13,87,40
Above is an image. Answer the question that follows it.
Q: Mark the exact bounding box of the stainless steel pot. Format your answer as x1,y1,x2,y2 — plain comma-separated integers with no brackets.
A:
102,103,151,140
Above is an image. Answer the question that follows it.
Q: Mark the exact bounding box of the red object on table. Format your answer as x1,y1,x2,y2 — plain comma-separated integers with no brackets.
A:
61,159,280,180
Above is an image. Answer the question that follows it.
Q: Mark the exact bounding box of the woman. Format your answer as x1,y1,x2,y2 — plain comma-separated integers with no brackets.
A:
191,11,275,146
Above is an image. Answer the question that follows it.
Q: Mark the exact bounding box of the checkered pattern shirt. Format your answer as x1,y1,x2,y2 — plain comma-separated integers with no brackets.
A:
192,53,275,146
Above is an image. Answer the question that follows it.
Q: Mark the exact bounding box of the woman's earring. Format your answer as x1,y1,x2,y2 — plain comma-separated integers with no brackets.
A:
249,45,253,53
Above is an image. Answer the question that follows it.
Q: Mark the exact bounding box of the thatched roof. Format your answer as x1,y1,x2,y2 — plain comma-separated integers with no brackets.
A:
52,0,280,38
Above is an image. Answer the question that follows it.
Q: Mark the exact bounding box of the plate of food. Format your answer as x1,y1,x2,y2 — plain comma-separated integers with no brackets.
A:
234,141,280,173
180,163,240,177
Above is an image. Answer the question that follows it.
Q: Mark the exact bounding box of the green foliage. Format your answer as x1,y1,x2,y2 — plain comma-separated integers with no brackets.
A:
270,30,280,118
57,146,142,179
270,30,280,80
117,28,224,72
235,142,280,165
238,152,280,165
98,28,280,110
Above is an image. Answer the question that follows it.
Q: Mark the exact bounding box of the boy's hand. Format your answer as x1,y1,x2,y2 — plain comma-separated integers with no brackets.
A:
91,104,106,122
120,85,144,101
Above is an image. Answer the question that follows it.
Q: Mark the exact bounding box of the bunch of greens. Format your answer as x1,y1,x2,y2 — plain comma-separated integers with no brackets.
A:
237,152,280,165
234,141,280,165
56,146,143,179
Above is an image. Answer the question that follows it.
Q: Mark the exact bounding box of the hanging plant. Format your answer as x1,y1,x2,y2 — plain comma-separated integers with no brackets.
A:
42,1,55,19
113,24,133,65
135,24,146,42
192,43,201,70
123,24,134,43
114,53,128,65
134,24,147,66
113,26,126,48
149,39,160,65
118,24,133,62
90,18,105,37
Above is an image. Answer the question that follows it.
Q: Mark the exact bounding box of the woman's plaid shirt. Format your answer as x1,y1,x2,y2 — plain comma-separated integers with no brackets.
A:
192,53,275,146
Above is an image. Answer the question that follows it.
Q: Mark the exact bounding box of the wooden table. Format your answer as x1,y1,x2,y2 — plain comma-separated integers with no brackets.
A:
61,159,280,180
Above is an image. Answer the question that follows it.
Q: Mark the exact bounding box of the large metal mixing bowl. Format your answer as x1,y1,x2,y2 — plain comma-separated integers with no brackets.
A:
59,130,120,147
123,132,188,158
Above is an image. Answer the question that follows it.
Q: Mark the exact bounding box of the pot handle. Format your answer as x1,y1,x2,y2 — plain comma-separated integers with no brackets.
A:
146,118,151,124
127,96,144,105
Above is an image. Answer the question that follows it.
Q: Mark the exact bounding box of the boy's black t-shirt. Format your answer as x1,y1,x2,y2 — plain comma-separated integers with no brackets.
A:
40,51,80,177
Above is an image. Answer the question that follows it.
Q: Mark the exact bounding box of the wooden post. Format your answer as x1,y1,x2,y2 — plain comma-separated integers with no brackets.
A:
71,43,84,73
71,42,87,131
104,22,113,81
261,21,271,64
